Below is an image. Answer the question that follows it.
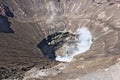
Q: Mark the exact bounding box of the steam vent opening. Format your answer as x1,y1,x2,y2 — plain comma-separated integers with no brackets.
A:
37,27,93,62
0,0,120,80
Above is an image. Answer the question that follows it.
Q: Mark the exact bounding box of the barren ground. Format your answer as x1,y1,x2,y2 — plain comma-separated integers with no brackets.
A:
0,0,120,80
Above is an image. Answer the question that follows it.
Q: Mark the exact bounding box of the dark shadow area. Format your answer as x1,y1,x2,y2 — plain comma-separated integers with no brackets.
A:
37,32,69,60
0,2,14,18
0,14,14,33
4,5,14,18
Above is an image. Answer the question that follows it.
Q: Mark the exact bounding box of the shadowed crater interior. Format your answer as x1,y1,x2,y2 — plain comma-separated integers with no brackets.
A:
0,2,14,33
0,14,14,33
37,32,70,60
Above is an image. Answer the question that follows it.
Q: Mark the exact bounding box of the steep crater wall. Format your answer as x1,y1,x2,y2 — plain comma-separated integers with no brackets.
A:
0,0,120,79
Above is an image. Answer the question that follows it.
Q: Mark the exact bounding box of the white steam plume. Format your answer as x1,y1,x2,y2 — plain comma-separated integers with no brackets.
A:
55,27,93,62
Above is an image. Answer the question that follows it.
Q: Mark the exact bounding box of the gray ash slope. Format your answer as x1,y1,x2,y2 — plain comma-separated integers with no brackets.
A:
0,0,59,79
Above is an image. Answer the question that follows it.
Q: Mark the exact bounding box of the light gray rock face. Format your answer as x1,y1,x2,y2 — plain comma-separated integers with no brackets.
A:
0,0,120,79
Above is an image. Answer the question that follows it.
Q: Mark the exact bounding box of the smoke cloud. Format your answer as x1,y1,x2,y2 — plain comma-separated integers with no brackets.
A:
56,27,93,62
